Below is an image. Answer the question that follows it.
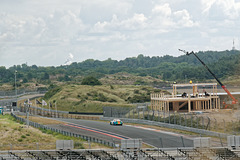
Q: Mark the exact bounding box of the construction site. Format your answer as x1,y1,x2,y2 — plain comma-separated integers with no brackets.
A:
151,82,221,112
151,50,239,113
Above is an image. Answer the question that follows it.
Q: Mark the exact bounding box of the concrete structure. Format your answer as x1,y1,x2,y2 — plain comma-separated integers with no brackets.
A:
121,139,142,150
56,140,74,150
151,83,220,112
194,137,211,148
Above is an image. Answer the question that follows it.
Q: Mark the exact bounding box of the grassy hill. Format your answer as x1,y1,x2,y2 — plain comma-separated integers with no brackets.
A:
0,114,111,150
42,84,167,113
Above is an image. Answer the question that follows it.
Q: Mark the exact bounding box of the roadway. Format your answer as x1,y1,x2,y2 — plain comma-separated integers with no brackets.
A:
49,118,194,148
1,94,194,148
0,94,44,106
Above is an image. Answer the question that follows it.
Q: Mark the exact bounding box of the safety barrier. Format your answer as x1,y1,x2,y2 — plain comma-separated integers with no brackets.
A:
100,117,231,139
11,113,115,148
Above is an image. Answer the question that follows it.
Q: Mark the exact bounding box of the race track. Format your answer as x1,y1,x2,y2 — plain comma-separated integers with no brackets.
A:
49,118,194,148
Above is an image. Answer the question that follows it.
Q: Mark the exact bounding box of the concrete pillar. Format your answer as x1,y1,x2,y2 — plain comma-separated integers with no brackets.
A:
188,94,191,112
173,102,179,111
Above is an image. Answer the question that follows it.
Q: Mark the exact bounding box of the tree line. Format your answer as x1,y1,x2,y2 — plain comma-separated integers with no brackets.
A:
1,50,239,86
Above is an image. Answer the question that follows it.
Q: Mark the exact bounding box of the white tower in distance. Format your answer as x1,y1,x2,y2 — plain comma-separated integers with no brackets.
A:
232,39,236,50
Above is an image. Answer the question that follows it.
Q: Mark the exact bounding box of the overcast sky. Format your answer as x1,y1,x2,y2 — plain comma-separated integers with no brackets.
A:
1,0,240,68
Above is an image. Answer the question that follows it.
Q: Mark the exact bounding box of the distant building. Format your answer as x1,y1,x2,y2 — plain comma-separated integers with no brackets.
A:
232,39,236,50
151,83,220,112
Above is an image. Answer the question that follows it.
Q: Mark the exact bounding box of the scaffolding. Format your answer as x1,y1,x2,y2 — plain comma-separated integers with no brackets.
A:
151,83,220,112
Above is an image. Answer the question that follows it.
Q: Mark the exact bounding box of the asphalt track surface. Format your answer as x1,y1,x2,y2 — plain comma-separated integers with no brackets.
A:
50,118,194,148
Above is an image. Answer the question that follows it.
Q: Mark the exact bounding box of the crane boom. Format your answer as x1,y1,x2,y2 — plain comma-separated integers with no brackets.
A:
179,49,238,105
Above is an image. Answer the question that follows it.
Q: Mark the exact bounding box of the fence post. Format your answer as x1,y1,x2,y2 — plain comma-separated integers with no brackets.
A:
197,116,199,129
219,134,223,147
36,142,39,150
10,143,13,151
214,118,217,130
184,114,187,126
181,136,185,147
159,137,163,148
179,113,181,126
202,117,204,129
174,112,176,124
147,109,149,120
88,139,91,149
138,107,139,119
163,110,165,123
223,119,226,133
143,109,145,120
112,139,115,148
168,112,170,124
207,117,211,130
152,110,155,121
191,114,193,128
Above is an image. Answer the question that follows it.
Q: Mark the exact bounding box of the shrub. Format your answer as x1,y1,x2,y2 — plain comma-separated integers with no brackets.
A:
81,76,102,86
18,139,23,142
44,86,62,100
74,142,84,149
21,135,26,138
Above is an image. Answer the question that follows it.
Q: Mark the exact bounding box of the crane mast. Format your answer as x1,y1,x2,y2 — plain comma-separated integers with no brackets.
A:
179,49,238,105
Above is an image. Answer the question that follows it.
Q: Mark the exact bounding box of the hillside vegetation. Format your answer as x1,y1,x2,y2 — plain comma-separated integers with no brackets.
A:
42,84,166,112
0,50,240,88
0,114,111,150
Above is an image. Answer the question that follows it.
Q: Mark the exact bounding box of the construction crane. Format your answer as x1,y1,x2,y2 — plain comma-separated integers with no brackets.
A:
178,49,238,106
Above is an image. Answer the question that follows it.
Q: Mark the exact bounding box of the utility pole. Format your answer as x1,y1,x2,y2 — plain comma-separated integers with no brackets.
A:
14,70,17,112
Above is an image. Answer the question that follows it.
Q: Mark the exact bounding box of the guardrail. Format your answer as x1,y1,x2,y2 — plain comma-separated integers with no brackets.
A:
100,117,231,139
19,105,100,120
11,113,115,148
0,91,47,99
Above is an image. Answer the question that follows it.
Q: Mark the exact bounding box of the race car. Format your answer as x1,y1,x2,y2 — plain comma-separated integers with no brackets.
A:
110,119,123,125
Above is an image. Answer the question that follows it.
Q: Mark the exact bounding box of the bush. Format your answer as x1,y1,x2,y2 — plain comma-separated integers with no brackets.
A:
18,139,23,142
81,76,102,86
74,142,84,149
110,85,114,89
37,87,48,92
21,135,26,138
127,94,150,103
44,86,61,100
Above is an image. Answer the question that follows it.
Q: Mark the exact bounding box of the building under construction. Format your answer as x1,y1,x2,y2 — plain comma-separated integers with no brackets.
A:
151,83,220,112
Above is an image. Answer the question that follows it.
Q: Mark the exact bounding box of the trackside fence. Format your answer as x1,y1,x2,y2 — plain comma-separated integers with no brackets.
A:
100,117,231,139
11,113,115,148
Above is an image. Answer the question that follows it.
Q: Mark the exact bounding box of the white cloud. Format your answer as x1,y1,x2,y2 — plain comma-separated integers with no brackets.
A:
173,9,199,27
202,0,240,19
0,0,239,67
150,3,198,30
93,13,147,33
152,3,172,17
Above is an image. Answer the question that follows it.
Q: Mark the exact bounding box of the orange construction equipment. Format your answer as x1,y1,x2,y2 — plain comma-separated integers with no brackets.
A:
179,49,238,107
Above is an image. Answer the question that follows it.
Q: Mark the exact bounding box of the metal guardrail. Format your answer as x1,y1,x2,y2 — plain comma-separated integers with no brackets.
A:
0,90,47,99
100,117,231,139
11,113,115,148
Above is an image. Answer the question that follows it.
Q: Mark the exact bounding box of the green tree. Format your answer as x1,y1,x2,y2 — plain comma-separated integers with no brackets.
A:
81,76,102,86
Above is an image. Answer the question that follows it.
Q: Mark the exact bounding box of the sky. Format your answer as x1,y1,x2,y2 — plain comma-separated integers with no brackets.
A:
0,0,240,68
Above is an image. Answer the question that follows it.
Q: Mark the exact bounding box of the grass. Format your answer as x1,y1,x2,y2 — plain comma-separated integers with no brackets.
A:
19,115,65,125
0,114,57,150
0,114,110,150
38,84,166,113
